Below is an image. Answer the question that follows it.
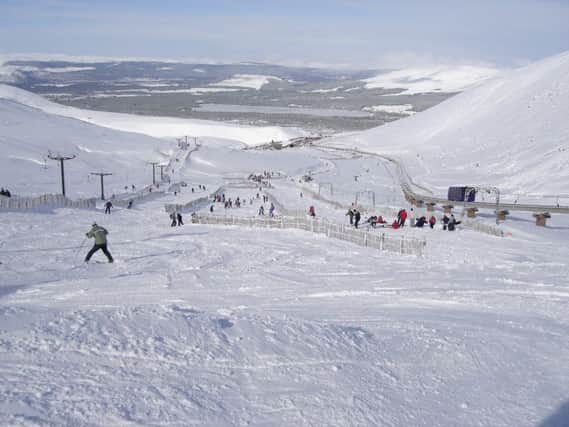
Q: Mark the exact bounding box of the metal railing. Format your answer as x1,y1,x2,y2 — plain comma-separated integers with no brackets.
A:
320,145,569,214
191,214,426,257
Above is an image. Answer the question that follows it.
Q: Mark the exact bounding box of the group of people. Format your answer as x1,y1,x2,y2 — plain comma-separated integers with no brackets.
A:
259,202,276,217
346,207,362,228
191,184,207,194
0,187,12,197
169,211,184,227
345,206,462,232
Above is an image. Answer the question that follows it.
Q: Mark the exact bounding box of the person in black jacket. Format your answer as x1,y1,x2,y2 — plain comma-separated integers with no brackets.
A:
354,209,361,229
448,214,461,231
442,214,450,230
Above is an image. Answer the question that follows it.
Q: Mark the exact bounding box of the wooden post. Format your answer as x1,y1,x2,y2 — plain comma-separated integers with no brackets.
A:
496,210,509,222
532,212,551,227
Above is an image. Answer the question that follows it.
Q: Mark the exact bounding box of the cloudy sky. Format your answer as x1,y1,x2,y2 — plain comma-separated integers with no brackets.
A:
1,0,568,68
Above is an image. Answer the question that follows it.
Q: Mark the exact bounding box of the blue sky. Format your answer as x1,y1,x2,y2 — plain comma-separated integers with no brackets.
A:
1,0,568,68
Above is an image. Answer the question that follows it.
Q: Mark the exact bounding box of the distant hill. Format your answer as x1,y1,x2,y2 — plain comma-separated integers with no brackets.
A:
327,52,569,199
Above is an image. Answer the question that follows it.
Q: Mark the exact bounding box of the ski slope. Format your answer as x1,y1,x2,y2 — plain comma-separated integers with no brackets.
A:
1,149,569,426
1,53,569,426
328,51,569,201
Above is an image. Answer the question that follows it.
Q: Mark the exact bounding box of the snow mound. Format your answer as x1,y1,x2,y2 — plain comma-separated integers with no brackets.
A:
210,74,282,90
0,305,379,426
330,51,569,197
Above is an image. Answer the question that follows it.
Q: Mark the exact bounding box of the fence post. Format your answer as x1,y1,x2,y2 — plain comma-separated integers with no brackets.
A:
364,232,368,247
400,236,405,254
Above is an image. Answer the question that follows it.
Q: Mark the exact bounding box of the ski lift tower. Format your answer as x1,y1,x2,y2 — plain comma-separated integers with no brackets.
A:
48,153,76,197
355,190,376,209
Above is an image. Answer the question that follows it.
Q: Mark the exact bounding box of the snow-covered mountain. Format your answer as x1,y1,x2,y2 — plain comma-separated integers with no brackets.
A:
330,52,569,198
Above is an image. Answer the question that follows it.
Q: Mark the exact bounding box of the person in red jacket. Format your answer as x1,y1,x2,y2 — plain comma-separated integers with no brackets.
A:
429,215,437,229
391,220,400,229
399,209,408,227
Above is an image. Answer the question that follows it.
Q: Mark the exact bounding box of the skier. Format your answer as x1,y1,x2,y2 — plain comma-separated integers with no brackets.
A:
391,219,400,229
269,203,275,217
104,200,113,214
210,205,214,213
84,223,113,263
177,212,183,226
354,209,361,229
308,206,316,217
127,200,133,209
170,212,177,227
258,205,265,216
429,215,436,229
346,208,354,225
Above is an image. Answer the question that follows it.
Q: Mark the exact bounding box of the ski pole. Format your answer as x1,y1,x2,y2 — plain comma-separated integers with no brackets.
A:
74,237,87,262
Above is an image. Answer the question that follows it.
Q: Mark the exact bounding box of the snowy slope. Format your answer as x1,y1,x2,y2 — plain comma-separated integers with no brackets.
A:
1,158,569,426
329,52,569,199
0,84,306,145
0,97,172,198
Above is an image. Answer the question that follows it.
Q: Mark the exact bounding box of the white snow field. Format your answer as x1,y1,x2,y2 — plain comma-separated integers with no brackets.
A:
1,53,569,427
363,65,500,95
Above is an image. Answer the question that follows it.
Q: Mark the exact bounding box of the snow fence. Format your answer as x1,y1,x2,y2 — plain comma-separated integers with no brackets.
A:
191,214,426,257
164,195,211,214
0,194,96,210
461,218,505,237
112,188,166,208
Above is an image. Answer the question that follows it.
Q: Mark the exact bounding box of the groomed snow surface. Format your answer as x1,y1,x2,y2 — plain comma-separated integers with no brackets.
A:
1,53,569,426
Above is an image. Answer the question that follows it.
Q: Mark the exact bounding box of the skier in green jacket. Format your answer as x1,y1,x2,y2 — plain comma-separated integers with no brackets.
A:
85,223,114,263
